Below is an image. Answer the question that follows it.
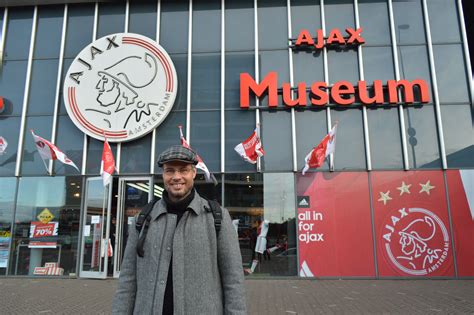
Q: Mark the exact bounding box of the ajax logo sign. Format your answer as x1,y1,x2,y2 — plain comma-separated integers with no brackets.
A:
382,207,449,276
63,33,178,142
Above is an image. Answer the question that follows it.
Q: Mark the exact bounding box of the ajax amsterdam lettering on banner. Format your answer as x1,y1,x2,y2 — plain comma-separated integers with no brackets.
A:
239,27,430,108
63,33,178,142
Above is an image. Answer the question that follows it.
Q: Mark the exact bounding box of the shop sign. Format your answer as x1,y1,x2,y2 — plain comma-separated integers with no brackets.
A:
37,208,54,224
63,33,178,142
294,28,365,49
240,27,430,108
29,221,58,238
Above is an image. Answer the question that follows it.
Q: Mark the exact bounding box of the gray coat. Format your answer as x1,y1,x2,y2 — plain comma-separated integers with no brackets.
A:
112,192,247,315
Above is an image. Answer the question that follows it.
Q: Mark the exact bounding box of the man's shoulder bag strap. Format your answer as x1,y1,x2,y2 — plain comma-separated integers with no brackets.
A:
135,199,157,257
204,199,222,237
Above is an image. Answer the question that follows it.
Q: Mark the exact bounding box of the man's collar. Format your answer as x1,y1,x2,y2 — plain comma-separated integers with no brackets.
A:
150,190,204,221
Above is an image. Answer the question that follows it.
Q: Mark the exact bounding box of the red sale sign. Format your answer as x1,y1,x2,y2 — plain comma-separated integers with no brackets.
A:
372,171,454,277
29,222,58,238
446,170,474,276
296,172,375,277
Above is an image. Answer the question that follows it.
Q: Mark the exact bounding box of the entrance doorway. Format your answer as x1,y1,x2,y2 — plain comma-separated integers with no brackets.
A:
112,177,153,278
79,177,154,279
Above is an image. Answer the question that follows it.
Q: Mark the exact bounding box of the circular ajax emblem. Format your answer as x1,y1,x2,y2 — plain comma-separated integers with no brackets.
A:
382,207,449,276
63,33,178,142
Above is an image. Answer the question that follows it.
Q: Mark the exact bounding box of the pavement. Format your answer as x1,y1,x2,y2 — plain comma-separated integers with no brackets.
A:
0,278,473,314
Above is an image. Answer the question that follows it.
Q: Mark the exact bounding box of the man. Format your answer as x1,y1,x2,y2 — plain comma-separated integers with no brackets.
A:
112,145,247,315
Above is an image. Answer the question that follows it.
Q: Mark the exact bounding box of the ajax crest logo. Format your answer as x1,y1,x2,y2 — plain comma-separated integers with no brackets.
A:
63,33,178,142
382,207,449,276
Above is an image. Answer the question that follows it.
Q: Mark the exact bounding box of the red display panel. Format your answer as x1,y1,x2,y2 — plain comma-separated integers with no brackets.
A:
296,172,375,277
446,170,474,276
372,171,454,277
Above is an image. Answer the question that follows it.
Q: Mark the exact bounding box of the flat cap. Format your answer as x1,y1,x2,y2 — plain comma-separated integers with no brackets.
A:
157,145,198,167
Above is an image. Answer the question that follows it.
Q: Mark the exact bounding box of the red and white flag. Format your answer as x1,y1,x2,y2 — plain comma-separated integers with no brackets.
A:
100,137,115,187
302,123,337,175
234,125,265,164
0,136,8,155
31,130,79,172
178,125,217,184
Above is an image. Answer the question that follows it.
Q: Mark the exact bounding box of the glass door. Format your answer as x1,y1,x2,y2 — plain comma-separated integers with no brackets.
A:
113,177,153,278
79,178,112,279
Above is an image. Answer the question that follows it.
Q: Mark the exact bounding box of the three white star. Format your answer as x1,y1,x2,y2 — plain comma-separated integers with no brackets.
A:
419,180,435,195
378,191,392,205
397,181,412,195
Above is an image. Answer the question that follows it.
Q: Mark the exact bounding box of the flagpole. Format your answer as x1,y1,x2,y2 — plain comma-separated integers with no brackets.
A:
40,154,51,175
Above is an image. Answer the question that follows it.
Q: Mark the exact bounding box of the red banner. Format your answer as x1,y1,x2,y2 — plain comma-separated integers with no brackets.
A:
296,172,375,277
372,171,454,277
446,170,474,276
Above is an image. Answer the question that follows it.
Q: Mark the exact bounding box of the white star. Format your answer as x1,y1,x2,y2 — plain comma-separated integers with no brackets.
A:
378,191,392,205
419,180,435,195
397,181,412,195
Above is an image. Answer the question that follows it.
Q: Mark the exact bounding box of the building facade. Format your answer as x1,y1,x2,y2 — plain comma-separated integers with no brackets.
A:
0,0,473,279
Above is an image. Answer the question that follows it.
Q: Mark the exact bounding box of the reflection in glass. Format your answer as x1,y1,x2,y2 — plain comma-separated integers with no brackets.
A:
21,116,54,176
261,111,293,171
324,0,354,31
368,107,403,169
192,0,221,53
97,2,125,37
27,59,60,116
160,0,189,54
4,7,33,61
34,5,63,59
404,106,441,168
225,110,256,172
0,117,21,176
0,60,28,116
225,0,254,52
0,177,16,275
427,0,461,44
120,134,152,174
433,44,470,104
330,108,366,170
258,0,288,50
290,0,321,34
441,104,474,168
393,0,426,44
328,49,359,85
358,0,391,46
11,176,81,276
190,111,220,172
191,53,220,110
64,4,95,58
129,1,157,39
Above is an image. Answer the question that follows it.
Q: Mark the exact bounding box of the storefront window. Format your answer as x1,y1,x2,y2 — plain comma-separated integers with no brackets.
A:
224,173,296,276
10,176,81,276
0,178,16,276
